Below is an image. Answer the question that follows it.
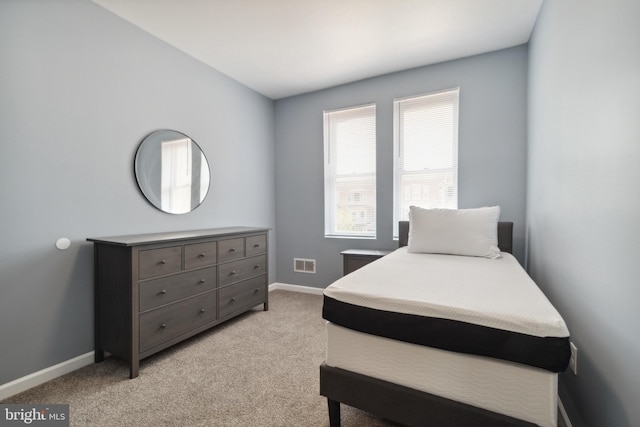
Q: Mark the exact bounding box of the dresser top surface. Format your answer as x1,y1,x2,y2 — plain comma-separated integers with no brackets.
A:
87,226,269,247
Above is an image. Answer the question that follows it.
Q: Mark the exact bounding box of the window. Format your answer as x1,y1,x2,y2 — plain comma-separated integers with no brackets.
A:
161,137,193,214
324,104,376,238
393,88,459,238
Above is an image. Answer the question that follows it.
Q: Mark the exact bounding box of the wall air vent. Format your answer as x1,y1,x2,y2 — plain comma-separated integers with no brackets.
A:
294,258,316,274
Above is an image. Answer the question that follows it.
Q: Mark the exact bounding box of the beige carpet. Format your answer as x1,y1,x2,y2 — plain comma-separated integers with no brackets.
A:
2,290,565,427
2,291,394,426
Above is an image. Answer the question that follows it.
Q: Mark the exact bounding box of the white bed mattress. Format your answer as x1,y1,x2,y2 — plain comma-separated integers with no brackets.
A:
324,247,569,338
326,322,558,427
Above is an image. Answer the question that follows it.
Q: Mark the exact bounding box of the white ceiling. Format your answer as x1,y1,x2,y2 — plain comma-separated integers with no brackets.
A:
91,0,543,100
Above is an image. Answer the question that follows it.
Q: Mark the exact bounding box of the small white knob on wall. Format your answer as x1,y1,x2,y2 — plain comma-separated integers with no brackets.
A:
56,238,71,250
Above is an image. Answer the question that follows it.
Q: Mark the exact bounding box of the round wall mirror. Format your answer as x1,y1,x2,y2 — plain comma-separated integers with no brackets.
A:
134,130,211,214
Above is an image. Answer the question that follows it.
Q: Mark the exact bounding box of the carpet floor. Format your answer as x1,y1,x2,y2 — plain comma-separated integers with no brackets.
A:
2,290,565,427
2,291,395,426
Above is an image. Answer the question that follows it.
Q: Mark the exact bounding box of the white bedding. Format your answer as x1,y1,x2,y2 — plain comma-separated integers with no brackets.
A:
326,322,558,427
324,247,569,338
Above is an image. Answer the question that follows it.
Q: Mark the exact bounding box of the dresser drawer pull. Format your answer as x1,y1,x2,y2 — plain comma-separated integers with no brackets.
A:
228,248,236,253
159,259,166,265
160,323,167,329
198,253,206,258
254,264,260,269
159,289,167,295
254,288,260,293
253,244,260,248
199,308,206,313
198,279,206,284
230,297,236,303
229,270,236,276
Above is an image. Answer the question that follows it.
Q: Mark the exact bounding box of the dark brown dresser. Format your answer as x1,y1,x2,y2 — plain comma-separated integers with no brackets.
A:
88,226,269,378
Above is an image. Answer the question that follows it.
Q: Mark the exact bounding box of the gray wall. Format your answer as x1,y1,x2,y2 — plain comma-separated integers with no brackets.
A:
275,46,528,288
0,0,275,385
527,1,640,426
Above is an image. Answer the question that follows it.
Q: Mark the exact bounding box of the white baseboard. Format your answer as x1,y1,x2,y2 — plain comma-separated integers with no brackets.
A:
0,351,94,401
269,282,324,295
558,396,573,427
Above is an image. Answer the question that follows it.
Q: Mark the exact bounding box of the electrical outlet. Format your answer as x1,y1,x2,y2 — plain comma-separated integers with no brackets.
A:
569,342,578,375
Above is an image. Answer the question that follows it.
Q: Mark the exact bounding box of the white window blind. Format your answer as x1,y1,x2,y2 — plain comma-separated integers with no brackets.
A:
324,104,376,238
393,88,459,238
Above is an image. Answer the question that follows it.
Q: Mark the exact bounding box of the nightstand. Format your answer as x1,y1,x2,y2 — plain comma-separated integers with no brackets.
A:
341,249,392,276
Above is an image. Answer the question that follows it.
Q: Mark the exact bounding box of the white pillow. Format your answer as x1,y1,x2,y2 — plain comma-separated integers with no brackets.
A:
407,206,501,259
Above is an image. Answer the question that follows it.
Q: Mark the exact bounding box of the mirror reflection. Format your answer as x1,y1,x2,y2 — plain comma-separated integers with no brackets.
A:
134,130,211,214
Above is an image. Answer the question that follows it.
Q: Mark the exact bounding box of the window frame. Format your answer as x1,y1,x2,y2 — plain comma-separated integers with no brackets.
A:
392,88,460,239
323,103,377,239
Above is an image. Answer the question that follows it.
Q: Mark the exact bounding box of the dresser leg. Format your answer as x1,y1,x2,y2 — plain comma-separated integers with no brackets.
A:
95,349,105,363
129,360,139,379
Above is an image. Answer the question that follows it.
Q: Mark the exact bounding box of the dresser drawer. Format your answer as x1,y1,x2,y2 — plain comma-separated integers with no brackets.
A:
246,234,267,257
184,241,217,270
139,292,217,353
219,275,266,319
139,266,217,312
139,246,182,280
218,237,245,263
218,255,266,287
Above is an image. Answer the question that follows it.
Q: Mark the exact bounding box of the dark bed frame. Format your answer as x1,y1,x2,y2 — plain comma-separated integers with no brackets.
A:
320,221,537,427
